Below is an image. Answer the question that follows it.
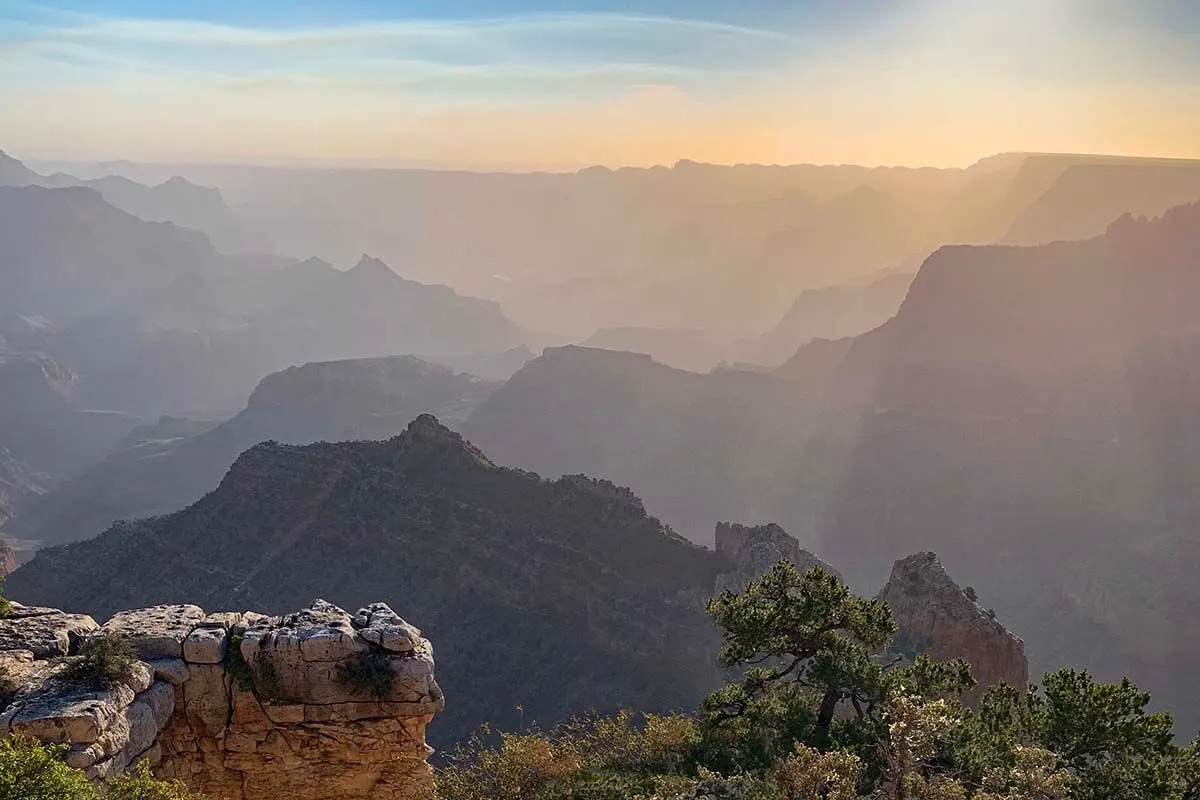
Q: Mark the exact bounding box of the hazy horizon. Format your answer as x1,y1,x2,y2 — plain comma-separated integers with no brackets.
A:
4,0,1200,170
20,148,1200,176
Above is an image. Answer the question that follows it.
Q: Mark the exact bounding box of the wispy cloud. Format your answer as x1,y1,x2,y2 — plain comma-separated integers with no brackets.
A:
1,7,800,73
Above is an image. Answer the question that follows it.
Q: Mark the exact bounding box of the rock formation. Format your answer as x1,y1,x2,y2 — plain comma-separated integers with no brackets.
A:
0,544,15,578
714,522,840,595
0,599,442,799
879,553,1028,704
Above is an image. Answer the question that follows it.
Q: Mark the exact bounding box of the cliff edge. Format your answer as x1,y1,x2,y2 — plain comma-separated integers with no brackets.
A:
0,599,442,799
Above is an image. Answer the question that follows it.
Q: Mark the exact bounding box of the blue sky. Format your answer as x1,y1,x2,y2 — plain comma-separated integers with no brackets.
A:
2,0,1198,167
4,1,876,28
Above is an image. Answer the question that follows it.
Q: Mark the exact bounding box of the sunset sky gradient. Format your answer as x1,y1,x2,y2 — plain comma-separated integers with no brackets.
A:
2,0,1199,168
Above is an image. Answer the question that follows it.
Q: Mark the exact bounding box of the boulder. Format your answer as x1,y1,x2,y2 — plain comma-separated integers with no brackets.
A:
100,605,207,660
183,626,228,665
0,604,97,658
7,681,137,744
353,603,422,653
145,658,189,686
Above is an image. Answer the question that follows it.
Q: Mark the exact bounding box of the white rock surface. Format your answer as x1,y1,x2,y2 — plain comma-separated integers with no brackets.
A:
0,604,98,658
100,605,207,660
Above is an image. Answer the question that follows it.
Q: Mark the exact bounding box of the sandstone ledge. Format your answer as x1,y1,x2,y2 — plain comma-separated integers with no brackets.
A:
0,599,442,799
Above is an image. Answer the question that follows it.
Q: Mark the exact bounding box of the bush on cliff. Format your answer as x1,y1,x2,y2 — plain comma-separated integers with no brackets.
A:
337,650,396,698
106,761,199,800
0,738,199,800
57,632,136,689
0,736,93,800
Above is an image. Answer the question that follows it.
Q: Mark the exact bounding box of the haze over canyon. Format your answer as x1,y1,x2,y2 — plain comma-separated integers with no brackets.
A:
3,1,1200,797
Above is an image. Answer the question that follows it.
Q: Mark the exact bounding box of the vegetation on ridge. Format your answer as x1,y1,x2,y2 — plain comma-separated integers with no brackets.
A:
56,633,136,690
439,562,1200,800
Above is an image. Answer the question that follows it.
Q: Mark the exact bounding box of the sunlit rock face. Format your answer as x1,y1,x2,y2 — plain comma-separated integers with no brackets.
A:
0,599,443,800
879,553,1028,705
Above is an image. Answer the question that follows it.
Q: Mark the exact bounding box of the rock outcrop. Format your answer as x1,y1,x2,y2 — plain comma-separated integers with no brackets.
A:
0,599,442,799
714,522,840,594
879,553,1028,704
0,542,16,578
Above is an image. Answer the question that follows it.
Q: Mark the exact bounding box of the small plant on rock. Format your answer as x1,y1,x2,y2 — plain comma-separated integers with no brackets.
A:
0,665,19,709
224,629,255,691
337,650,396,699
57,633,136,689
105,760,200,800
256,658,284,701
0,578,12,619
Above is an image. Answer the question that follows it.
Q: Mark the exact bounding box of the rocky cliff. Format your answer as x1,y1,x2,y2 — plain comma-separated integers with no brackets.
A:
0,599,442,799
713,522,840,594
819,202,1200,731
879,553,1028,704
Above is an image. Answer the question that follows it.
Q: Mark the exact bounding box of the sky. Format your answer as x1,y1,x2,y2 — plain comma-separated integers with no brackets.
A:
1,0,1199,169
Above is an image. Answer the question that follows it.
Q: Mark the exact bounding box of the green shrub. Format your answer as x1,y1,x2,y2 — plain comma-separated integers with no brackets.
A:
224,629,286,700
0,737,203,800
224,629,255,692
256,658,283,701
0,578,11,619
57,633,136,689
336,650,395,698
0,735,94,800
438,711,706,800
105,761,200,800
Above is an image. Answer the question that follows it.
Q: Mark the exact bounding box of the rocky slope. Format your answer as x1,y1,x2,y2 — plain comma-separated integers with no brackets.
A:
0,446,45,530
7,416,727,745
0,599,441,799
0,186,219,323
818,201,1200,730
0,150,262,253
746,271,914,366
0,353,139,527
463,346,826,544
10,356,498,546
1003,160,1200,245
